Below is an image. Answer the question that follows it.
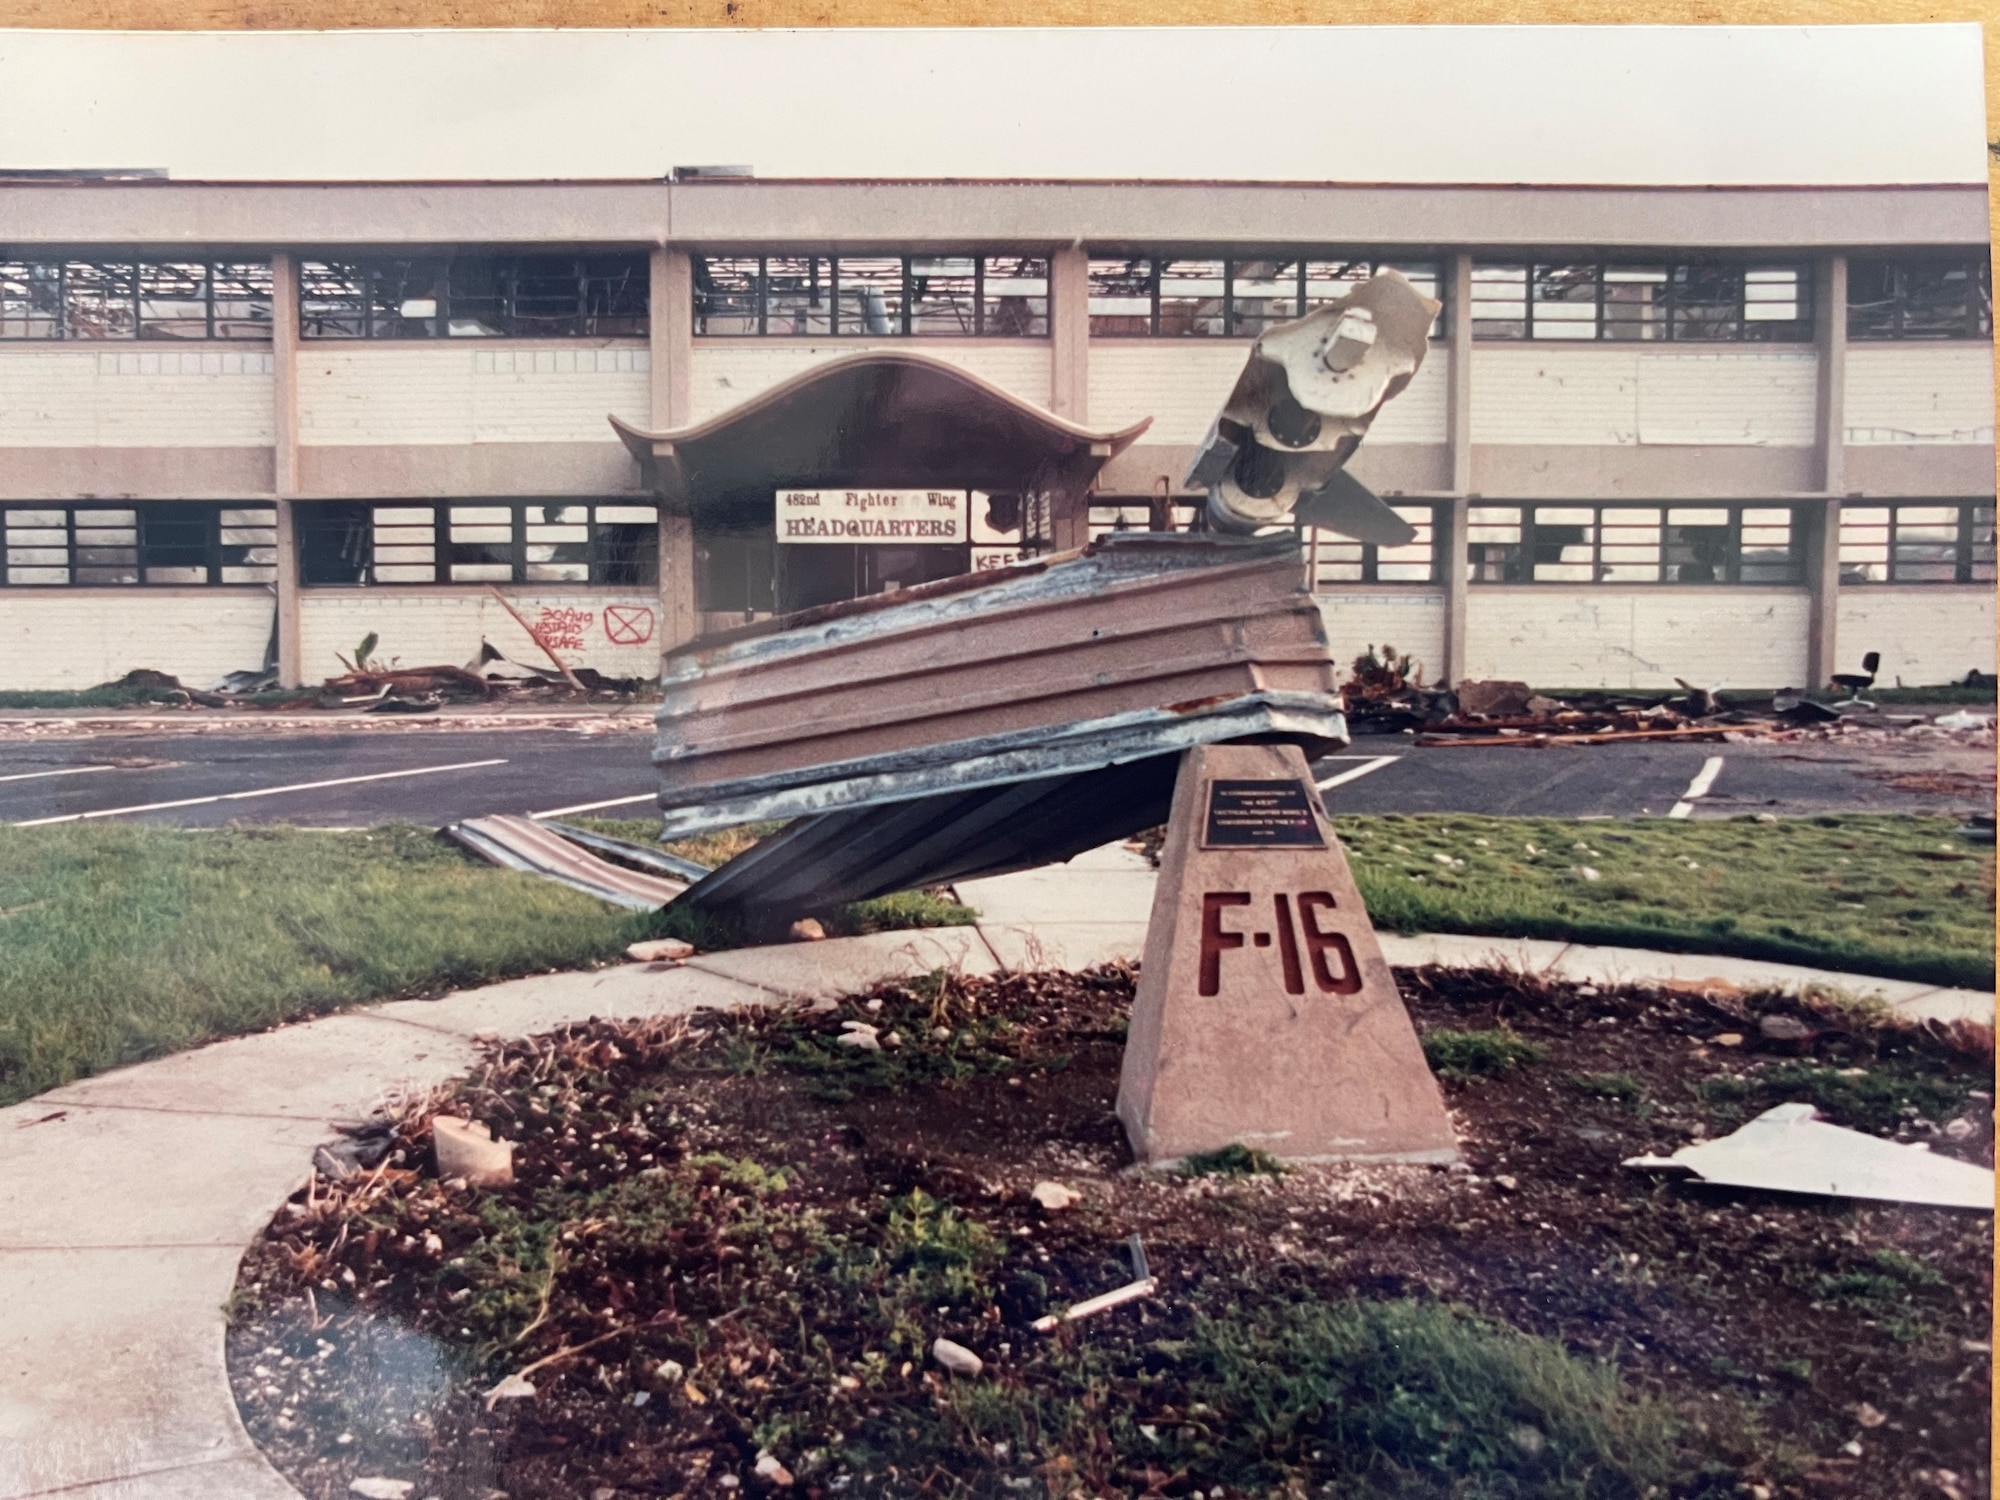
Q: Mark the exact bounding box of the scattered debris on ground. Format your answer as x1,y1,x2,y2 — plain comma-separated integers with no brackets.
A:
1339,649,1998,751
229,964,1992,1499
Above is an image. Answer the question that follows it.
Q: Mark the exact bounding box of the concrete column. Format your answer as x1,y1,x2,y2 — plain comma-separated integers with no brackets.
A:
269,251,303,687
1807,255,1848,688
1049,245,1089,422
1440,254,1475,685
652,247,700,652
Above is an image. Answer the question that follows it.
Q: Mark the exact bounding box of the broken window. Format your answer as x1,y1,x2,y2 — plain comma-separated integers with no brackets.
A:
693,255,1048,337
0,502,275,585
1465,505,1800,583
1472,261,1810,342
296,255,649,339
1088,256,1445,338
0,260,274,340
1838,502,1997,584
293,501,659,586
1308,506,1439,585
1847,257,1993,340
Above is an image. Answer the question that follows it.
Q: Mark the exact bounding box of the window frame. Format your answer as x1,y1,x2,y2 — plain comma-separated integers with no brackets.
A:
1837,501,1996,585
295,255,650,341
1464,503,1805,585
1469,260,1813,343
0,259,275,341
692,254,1051,338
0,502,277,586
1846,256,1994,341
1086,255,1448,340
294,500,662,587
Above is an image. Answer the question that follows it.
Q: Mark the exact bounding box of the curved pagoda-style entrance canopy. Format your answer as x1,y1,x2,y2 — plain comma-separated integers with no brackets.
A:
609,350,1150,507
610,350,1152,628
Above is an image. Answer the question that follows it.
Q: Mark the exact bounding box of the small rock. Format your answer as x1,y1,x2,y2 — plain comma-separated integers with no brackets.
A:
421,1232,443,1255
483,1373,535,1407
433,1117,514,1188
1855,1402,1887,1428
626,937,695,963
593,1490,617,1500
1756,812,1779,823
1713,1033,1745,1048
1494,1175,1519,1192
1944,1118,1976,1140
864,998,884,1013
1030,1180,1082,1211
932,1337,983,1376
718,1478,740,1491
1574,865,1601,882
836,1027,882,1052
882,1031,903,1049
930,1027,952,1041
754,1453,796,1487
1840,1439,1863,1457
654,1358,685,1384
1510,1424,1545,1457
349,1482,415,1500
789,918,827,942
1758,1014,1813,1042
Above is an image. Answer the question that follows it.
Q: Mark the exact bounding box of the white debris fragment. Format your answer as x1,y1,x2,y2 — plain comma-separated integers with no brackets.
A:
432,1117,514,1187
1623,1103,1996,1209
1030,1180,1082,1211
483,1373,537,1408
931,1337,983,1376
837,1022,882,1051
655,1358,686,1384
754,1453,796,1487
349,1481,416,1500
1574,866,1602,882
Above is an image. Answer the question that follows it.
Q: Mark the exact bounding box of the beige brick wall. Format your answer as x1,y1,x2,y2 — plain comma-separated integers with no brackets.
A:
0,589,274,690
1835,587,1995,685
1086,341,1449,446
1844,344,1997,446
1472,347,1817,447
0,346,275,448
687,340,1053,423
1465,587,1812,689
297,345,651,446
1317,591,1449,684
297,589,664,683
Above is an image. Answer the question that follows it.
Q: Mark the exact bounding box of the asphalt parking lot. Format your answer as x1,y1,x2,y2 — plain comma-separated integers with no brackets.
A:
0,718,1986,831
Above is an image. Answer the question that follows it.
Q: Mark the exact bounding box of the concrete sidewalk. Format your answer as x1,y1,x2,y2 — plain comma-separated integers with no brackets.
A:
0,853,1988,1499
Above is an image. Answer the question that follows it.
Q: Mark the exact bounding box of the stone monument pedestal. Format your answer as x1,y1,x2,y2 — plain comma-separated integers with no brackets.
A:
1116,741,1457,1166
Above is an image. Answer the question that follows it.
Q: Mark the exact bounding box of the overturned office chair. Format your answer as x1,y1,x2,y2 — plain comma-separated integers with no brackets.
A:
1830,650,1882,710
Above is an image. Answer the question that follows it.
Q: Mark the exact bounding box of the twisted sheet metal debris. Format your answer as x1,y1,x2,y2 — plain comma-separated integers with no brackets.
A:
1623,1103,1995,1210
445,815,689,910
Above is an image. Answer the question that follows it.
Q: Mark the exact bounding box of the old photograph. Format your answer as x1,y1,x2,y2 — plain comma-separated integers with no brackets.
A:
0,23,1991,1500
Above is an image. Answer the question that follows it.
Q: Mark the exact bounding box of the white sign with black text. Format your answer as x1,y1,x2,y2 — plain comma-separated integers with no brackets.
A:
776,489,968,545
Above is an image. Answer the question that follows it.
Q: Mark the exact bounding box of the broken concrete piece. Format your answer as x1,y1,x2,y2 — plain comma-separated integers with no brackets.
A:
931,1337,983,1376
626,937,696,963
1624,1103,1995,1209
1030,1180,1082,1211
790,918,828,941
432,1116,515,1187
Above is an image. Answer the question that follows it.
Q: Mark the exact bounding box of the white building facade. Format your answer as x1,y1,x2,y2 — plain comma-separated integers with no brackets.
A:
0,176,1991,691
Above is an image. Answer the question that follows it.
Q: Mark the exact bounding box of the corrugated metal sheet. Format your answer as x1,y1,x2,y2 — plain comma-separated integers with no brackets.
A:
446,815,688,911
654,532,1339,836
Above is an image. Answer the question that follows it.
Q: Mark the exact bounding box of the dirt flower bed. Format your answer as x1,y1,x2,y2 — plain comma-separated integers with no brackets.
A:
227,966,1993,1500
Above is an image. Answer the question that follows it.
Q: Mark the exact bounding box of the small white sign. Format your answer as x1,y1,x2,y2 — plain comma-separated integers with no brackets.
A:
776,489,967,545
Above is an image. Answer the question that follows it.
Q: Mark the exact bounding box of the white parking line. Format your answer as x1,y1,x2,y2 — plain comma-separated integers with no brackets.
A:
529,791,656,820
1668,755,1726,820
0,765,117,785
10,758,509,827
1316,755,1402,791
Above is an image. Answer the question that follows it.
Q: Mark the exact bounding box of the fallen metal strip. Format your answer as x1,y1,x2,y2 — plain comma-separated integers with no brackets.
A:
444,814,686,911
541,821,715,883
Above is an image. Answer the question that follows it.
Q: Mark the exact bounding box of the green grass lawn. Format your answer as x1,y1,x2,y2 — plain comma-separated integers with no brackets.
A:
1339,813,1993,991
0,813,1986,1110
0,823,970,1110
